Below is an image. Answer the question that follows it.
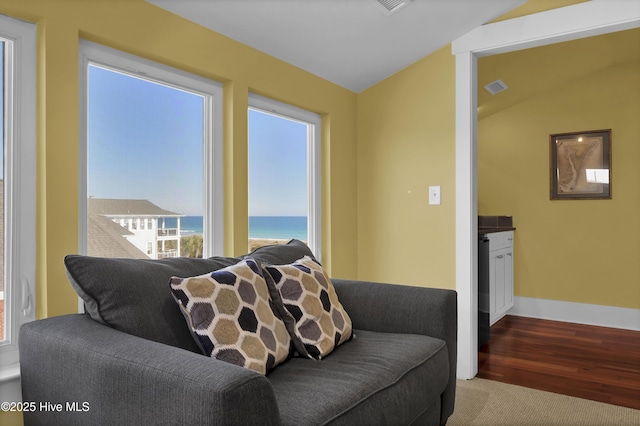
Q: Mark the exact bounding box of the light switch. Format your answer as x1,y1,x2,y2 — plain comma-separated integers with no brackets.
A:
429,186,441,205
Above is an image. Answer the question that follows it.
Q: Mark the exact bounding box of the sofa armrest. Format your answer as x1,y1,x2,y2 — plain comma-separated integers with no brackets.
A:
20,314,281,426
333,279,457,425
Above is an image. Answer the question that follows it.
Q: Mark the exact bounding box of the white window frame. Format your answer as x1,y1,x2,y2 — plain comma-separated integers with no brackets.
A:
0,16,37,380
78,41,224,269
248,94,322,258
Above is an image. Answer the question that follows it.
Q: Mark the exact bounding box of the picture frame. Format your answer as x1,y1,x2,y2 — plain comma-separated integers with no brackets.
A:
549,129,611,200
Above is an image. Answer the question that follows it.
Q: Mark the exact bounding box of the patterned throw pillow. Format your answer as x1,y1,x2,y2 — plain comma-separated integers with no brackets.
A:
169,258,292,375
262,256,353,360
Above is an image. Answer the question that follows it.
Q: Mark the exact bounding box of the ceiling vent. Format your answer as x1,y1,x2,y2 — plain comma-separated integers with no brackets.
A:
373,0,413,16
484,79,508,95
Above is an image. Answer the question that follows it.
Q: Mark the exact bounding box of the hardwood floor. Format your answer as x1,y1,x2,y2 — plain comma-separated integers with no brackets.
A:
477,315,640,410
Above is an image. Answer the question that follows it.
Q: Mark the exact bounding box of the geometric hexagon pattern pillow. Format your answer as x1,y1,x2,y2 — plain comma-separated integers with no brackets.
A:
169,258,292,375
262,256,353,360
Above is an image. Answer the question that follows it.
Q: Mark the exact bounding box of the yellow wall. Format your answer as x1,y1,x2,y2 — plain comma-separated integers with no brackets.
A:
0,0,358,320
355,1,640,305
478,43,640,309
356,46,456,289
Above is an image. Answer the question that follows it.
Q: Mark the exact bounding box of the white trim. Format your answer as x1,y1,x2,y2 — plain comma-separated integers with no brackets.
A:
0,14,37,382
452,1,640,56
78,41,225,264
510,297,640,332
453,2,640,379
454,51,478,379
248,94,322,259
0,364,20,383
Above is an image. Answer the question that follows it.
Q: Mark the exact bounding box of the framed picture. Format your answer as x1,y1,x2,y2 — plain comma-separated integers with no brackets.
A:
549,129,611,200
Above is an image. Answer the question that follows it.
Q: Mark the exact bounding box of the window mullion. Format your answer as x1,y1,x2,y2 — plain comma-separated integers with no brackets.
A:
0,15,37,371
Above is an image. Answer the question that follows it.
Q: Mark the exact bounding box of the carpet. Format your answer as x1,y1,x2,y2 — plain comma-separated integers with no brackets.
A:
0,300,4,340
447,378,640,426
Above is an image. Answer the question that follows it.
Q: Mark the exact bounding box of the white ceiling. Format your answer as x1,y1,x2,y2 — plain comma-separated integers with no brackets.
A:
147,0,527,93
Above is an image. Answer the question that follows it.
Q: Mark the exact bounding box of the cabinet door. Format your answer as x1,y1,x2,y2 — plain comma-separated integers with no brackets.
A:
493,250,507,314
489,247,513,325
489,250,496,315
487,231,515,325
505,248,514,308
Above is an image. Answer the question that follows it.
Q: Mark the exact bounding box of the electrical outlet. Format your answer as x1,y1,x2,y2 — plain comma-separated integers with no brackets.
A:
429,186,441,205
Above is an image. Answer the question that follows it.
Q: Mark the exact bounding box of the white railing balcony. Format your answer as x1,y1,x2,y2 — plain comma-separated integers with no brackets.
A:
157,228,178,238
157,250,179,259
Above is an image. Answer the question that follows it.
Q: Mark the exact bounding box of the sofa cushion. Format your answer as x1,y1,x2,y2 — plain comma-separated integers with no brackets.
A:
242,239,316,265
268,329,450,426
169,259,292,375
262,256,353,360
64,254,239,352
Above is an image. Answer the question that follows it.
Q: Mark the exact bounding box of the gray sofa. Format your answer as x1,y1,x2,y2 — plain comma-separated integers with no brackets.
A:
20,240,457,425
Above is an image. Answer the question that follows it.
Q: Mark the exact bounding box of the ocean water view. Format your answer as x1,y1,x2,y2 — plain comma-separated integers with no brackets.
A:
172,216,308,240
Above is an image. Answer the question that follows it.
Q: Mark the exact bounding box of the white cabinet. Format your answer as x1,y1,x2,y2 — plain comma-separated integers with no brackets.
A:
487,231,514,325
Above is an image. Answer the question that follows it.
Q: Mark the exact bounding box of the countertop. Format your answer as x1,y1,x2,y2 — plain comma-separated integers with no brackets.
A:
478,227,516,234
478,215,515,234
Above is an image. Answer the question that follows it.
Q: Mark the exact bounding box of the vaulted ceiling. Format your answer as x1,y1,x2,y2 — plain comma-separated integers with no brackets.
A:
478,27,640,119
145,0,636,109
147,0,526,93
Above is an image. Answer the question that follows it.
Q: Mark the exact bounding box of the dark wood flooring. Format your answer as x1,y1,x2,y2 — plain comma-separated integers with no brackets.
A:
477,315,640,410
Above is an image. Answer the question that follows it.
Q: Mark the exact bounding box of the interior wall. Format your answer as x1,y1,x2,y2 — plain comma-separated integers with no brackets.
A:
478,51,640,309
0,0,358,320
356,46,456,289
352,0,591,291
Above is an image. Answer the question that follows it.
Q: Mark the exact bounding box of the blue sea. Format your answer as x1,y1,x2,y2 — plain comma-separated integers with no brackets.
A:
172,216,307,240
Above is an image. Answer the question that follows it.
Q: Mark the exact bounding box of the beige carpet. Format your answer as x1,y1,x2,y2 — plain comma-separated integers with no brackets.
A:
447,378,640,426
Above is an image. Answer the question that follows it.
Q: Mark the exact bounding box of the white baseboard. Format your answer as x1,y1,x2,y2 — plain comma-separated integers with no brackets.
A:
509,296,640,331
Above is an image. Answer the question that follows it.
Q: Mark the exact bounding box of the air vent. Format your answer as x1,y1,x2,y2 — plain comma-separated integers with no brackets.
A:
484,80,508,95
373,0,412,16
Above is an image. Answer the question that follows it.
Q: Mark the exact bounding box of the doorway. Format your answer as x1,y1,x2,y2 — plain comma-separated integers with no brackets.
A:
453,2,640,379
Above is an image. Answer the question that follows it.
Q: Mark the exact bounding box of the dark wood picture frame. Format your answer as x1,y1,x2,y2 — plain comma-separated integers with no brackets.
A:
549,129,611,200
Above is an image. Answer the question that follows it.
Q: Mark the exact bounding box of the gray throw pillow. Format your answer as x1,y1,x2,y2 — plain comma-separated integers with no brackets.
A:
242,239,316,265
65,255,239,352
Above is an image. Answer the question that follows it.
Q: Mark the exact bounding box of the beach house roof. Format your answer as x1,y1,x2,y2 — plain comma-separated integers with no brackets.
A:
88,198,183,217
87,198,183,259
88,212,148,259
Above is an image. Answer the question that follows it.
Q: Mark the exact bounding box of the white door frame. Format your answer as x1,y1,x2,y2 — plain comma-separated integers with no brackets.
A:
452,1,640,379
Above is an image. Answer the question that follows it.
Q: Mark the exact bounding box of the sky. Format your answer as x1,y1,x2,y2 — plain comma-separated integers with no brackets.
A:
88,64,308,217
88,65,203,215
248,109,307,216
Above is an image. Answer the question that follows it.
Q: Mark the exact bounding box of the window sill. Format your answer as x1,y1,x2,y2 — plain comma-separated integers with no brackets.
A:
0,363,20,383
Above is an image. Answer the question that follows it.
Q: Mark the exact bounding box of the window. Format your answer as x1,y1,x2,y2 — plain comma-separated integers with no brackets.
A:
248,94,321,257
0,16,36,375
80,42,224,260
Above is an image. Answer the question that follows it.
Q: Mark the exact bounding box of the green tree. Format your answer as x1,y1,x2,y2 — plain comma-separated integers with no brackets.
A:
181,235,203,258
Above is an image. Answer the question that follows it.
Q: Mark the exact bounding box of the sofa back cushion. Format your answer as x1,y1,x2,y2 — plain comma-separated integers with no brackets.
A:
65,255,239,352
242,239,316,265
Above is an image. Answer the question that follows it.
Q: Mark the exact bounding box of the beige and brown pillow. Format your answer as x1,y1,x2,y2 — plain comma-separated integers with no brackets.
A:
170,258,292,375
262,256,353,360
